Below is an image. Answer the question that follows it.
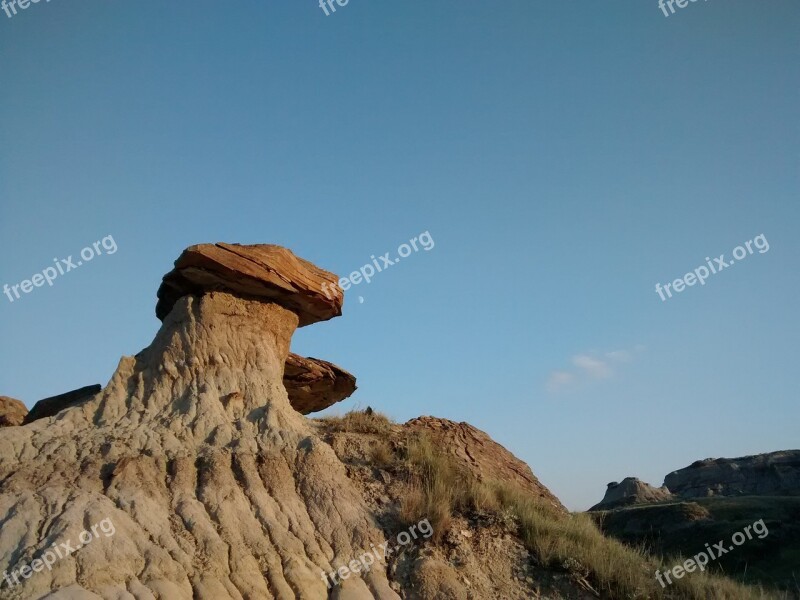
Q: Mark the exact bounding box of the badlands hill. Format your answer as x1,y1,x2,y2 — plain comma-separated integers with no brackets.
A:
665,451,800,499
0,243,776,600
591,452,800,596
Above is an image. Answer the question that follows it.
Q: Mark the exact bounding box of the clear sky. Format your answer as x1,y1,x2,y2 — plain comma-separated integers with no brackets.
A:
1,1,798,510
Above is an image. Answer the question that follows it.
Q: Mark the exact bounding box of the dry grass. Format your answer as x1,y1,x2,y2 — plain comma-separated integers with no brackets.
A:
321,408,393,435
398,434,497,540
499,484,778,599
370,439,394,468
397,433,779,600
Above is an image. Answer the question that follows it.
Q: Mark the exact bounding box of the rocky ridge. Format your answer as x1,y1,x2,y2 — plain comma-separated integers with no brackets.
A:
592,450,800,510
665,450,800,498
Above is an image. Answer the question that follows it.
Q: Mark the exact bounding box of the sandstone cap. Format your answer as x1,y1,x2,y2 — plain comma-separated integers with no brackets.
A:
156,243,343,326
284,353,357,414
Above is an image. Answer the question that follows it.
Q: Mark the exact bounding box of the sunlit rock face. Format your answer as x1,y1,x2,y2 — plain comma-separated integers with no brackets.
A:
0,244,397,600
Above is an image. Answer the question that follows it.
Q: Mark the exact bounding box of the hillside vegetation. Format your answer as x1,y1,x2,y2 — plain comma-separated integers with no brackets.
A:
321,409,783,599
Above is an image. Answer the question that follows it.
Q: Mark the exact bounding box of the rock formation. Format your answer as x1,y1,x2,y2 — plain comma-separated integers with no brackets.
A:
22,385,102,425
0,396,27,427
2,241,766,600
0,244,397,600
17,361,354,426
592,450,800,511
664,450,800,498
155,243,342,325
405,417,567,513
589,477,672,511
283,354,357,414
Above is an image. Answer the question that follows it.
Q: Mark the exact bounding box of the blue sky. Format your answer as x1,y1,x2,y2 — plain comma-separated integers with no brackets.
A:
1,1,798,510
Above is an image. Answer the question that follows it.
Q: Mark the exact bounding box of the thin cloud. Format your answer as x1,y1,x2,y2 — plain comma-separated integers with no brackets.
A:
546,345,644,393
572,354,612,379
605,350,631,363
546,370,575,392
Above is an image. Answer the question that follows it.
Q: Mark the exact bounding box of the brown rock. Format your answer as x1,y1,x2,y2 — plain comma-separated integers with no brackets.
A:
156,243,343,326
283,353,357,414
0,396,27,427
589,477,673,511
23,384,102,424
405,417,568,513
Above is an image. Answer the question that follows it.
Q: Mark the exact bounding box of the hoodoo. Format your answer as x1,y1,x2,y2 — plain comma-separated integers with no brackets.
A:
0,243,396,599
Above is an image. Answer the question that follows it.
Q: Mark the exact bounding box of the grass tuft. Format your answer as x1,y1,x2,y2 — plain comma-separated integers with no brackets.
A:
321,408,393,435
370,439,394,468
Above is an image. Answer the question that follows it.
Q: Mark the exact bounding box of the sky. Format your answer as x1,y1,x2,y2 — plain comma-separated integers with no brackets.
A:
1,0,798,511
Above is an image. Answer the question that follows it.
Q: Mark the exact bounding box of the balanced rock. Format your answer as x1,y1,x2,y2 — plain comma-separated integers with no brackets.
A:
23,384,102,424
283,353,357,414
405,417,568,513
0,396,27,427
156,242,343,326
665,450,800,498
0,245,397,599
590,477,673,511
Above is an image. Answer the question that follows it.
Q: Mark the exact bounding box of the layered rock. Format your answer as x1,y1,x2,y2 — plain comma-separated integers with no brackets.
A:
283,354,357,414
0,396,27,427
590,477,672,511
17,363,354,424
405,417,567,513
156,243,343,326
0,244,398,600
665,450,800,498
22,384,102,424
